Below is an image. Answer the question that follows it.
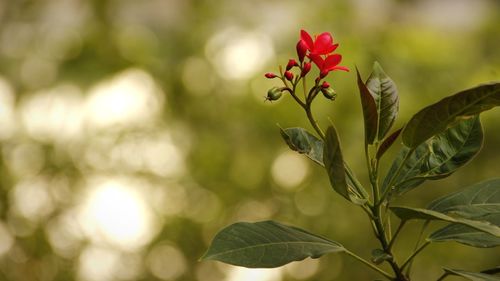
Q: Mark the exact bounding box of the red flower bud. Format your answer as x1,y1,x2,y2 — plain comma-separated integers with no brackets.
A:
321,81,330,88
265,73,277,79
296,40,308,62
286,59,298,71
301,62,311,77
284,71,294,81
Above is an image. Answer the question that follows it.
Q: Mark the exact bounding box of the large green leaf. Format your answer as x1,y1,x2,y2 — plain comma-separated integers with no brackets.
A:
356,67,378,144
382,116,483,197
402,82,500,148
365,62,399,142
429,213,500,248
201,221,344,268
427,179,500,247
389,206,500,237
280,127,324,166
443,268,500,281
428,178,500,218
323,126,349,200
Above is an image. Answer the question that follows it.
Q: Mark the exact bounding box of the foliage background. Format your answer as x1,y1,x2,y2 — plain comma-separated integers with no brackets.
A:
0,0,499,280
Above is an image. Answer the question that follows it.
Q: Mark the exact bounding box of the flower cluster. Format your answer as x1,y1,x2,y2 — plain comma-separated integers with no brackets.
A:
265,29,348,102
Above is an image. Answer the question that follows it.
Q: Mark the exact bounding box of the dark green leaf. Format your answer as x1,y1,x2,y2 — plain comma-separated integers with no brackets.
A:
382,116,483,197
280,127,324,166
356,67,378,144
429,213,500,248
443,268,500,281
428,178,500,218
201,221,344,268
402,82,500,148
376,127,402,160
365,62,399,141
390,206,500,237
323,126,349,200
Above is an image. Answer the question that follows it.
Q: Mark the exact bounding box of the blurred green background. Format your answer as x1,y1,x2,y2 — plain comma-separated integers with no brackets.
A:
0,0,499,280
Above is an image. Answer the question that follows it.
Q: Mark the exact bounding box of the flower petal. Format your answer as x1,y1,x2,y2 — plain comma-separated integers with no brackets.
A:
325,43,339,54
309,54,324,70
331,66,350,72
324,54,342,70
300,30,314,50
314,32,334,54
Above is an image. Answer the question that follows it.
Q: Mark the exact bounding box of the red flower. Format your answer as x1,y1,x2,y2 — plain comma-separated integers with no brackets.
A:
299,29,338,56
310,53,349,78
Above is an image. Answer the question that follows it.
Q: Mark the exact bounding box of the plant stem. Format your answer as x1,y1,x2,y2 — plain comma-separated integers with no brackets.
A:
305,102,325,139
405,221,430,275
401,241,430,271
344,250,394,280
372,203,409,281
435,272,449,281
387,220,406,251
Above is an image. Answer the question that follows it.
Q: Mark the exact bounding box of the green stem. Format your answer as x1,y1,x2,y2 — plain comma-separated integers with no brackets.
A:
305,104,325,139
405,220,430,275
401,241,430,271
435,272,449,281
387,220,406,251
344,250,393,280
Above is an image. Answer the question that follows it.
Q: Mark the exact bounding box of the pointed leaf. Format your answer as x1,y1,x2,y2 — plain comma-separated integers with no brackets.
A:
390,206,500,237
376,127,402,160
365,62,399,141
443,268,500,281
323,126,349,200
201,221,344,268
429,213,500,248
382,116,483,197
402,82,500,148
356,67,378,144
280,127,324,166
428,178,500,218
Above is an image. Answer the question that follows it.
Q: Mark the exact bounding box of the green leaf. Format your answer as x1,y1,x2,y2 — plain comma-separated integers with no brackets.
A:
356,67,378,144
201,221,344,268
389,206,500,237
323,126,349,200
365,62,399,142
280,127,324,166
428,178,500,218
382,116,483,197
443,268,500,281
402,82,500,148
427,180,500,247
376,127,402,160
429,213,500,248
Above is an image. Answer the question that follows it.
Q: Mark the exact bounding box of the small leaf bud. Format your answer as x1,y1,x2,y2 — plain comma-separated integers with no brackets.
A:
266,87,283,101
321,87,336,100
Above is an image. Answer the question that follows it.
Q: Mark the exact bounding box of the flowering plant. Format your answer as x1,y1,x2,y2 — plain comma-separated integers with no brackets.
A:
201,29,500,281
